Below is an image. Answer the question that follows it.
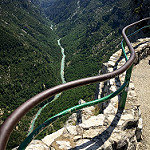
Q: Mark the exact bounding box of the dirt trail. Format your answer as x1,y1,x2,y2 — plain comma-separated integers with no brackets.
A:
131,56,150,150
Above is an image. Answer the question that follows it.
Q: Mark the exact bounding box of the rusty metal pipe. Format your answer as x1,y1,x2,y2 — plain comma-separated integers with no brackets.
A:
0,17,150,150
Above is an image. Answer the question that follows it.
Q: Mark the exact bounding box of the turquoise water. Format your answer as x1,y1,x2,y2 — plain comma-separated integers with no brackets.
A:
58,39,66,84
28,39,66,135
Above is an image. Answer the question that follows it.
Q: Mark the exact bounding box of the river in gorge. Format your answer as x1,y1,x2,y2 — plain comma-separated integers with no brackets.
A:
28,38,66,135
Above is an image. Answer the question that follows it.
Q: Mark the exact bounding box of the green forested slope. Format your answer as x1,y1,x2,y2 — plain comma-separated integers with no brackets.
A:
41,0,145,81
0,0,62,149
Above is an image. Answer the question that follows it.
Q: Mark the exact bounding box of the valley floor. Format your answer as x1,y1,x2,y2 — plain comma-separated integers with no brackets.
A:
132,56,150,150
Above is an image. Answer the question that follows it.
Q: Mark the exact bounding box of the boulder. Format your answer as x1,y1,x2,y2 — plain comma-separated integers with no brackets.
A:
25,140,49,150
42,128,64,146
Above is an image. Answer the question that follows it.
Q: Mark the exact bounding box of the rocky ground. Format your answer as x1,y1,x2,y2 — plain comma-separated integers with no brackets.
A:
132,56,150,150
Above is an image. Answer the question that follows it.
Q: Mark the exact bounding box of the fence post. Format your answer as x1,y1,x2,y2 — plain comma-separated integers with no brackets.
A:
119,65,133,109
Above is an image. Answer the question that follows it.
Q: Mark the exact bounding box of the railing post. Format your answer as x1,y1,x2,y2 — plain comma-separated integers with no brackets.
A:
119,65,133,109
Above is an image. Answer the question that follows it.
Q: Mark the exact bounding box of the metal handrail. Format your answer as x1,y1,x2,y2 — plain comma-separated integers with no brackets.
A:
0,17,150,150
18,81,129,149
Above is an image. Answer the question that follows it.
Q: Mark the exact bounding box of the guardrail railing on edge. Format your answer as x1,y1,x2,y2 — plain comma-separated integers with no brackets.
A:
0,17,150,150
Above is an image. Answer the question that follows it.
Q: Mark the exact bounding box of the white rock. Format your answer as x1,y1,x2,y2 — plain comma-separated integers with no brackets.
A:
104,104,117,115
108,67,113,73
118,120,125,126
107,115,115,123
107,61,115,67
109,79,115,85
79,114,105,129
83,129,100,138
115,50,122,56
110,132,122,143
25,140,49,150
110,96,118,104
56,141,72,149
78,99,95,121
102,140,113,150
66,113,77,126
138,118,142,129
121,114,134,120
117,64,123,69
78,99,85,104
66,126,77,135
42,128,64,146
82,105,95,115
129,90,137,97
110,86,116,92
0,109,4,115
73,135,82,141
109,56,117,61
129,83,135,90
112,52,120,58
139,43,148,49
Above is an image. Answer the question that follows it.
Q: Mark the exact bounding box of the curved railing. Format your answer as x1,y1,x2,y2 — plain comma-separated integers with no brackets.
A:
0,17,150,150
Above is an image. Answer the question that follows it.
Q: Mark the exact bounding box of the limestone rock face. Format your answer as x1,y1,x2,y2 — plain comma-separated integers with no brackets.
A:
42,128,64,147
27,38,150,150
56,141,72,149
65,99,95,126
25,140,49,150
79,114,105,129
66,125,78,135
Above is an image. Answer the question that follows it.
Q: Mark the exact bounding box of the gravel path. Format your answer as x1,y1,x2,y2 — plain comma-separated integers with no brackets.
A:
131,56,150,150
